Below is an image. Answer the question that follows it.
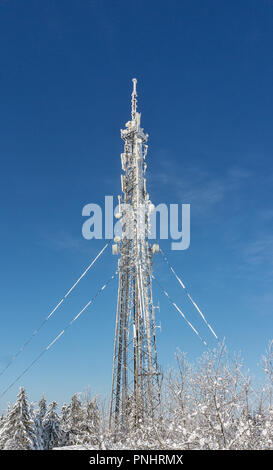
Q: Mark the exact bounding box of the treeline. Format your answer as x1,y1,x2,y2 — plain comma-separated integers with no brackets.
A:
0,342,272,450
0,389,100,450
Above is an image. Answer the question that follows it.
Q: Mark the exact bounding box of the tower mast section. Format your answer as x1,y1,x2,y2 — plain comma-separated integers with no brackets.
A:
110,79,161,433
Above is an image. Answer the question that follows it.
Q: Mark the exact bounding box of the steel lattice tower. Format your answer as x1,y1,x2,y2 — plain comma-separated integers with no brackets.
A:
110,79,162,432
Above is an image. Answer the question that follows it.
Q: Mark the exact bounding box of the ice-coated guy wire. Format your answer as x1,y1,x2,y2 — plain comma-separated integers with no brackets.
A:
0,270,117,399
0,242,109,378
152,275,208,347
160,248,218,340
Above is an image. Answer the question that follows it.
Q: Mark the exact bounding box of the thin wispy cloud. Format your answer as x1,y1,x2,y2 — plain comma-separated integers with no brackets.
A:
259,209,273,221
151,159,251,217
243,234,273,268
38,230,92,255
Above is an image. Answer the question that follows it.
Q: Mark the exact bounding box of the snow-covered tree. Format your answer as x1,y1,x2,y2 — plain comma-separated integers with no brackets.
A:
34,395,47,450
0,414,5,439
81,397,100,445
63,394,86,446
42,401,63,450
59,403,70,447
0,387,38,450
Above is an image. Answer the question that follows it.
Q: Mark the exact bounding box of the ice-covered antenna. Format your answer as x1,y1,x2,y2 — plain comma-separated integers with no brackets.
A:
131,78,137,121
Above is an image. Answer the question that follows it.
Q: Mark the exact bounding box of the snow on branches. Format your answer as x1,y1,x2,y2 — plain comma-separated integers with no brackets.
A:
0,343,272,450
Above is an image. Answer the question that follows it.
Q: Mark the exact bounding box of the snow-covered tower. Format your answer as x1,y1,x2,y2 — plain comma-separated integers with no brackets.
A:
110,79,162,432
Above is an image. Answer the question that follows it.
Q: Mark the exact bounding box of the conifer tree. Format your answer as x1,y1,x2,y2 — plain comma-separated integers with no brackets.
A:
0,387,38,450
83,398,100,445
64,394,85,445
60,403,70,446
42,401,63,449
35,395,47,450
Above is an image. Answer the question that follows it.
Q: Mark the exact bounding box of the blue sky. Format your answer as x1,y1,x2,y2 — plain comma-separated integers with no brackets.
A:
0,0,272,412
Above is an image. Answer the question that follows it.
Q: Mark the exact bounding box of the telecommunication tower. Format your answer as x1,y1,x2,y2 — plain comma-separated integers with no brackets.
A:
110,79,162,432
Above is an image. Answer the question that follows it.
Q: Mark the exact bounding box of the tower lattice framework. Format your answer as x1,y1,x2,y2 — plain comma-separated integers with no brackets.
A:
110,79,162,432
